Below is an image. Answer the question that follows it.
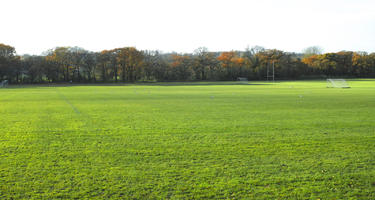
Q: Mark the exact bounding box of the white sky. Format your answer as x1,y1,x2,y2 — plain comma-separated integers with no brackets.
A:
1,0,375,55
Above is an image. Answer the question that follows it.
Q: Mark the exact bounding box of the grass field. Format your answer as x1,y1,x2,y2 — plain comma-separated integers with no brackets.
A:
1,80,375,199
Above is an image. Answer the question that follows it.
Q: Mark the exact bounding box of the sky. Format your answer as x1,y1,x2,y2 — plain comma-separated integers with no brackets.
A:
1,0,375,55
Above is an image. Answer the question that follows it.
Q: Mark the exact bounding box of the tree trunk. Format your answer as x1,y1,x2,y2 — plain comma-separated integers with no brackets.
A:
66,65,69,82
102,65,107,82
114,66,118,83
77,66,81,82
122,65,126,82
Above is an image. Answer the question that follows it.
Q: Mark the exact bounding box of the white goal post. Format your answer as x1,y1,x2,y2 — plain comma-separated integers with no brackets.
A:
0,80,8,88
327,79,350,88
237,77,248,84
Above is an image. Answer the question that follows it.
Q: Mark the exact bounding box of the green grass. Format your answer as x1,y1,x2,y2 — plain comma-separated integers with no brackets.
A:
1,80,375,199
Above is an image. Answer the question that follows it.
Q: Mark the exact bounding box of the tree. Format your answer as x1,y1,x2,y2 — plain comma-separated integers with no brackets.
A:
143,50,168,81
0,43,19,82
217,51,235,80
98,50,113,82
115,47,144,82
46,47,72,82
243,46,266,79
80,51,97,82
303,46,323,58
22,55,46,83
170,54,194,81
67,47,87,82
0,43,16,57
2,43,375,83
99,49,120,82
193,47,209,80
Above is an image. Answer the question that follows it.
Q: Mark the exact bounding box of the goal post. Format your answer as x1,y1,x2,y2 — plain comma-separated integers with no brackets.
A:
327,79,350,88
237,77,248,84
0,80,8,88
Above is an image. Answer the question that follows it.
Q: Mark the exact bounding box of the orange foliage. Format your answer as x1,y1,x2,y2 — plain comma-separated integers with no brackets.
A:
217,52,235,62
171,54,190,67
217,51,236,67
217,51,245,67
302,55,319,66
352,52,361,67
232,57,245,66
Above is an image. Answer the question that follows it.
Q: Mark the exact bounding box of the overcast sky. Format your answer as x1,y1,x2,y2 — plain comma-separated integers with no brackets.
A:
1,0,374,55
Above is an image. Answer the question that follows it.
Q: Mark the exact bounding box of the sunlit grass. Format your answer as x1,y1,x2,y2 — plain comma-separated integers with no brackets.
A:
1,80,375,199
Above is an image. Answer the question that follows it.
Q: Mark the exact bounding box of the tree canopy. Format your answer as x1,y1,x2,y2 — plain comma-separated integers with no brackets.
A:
1,43,375,83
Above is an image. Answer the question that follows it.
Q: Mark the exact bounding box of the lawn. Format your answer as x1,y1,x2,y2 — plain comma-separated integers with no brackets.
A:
0,80,375,199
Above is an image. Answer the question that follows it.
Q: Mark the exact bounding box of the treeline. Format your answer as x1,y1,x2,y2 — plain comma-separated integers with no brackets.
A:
1,43,375,83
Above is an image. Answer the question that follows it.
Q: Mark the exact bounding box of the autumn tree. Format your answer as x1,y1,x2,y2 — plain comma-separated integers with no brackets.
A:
98,50,114,82
170,54,194,81
2,43,375,83
80,51,97,82
99,49,120,82
217,51,236,80
22,55,46,83
46,47,72,82
0,43,20,83
352,52,375,77
143,50,169,81
243,46,266,79
67,47,86,82
116,47,144,82
218,51,254,80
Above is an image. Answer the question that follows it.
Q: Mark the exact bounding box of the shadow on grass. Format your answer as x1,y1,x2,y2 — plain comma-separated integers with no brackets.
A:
140,82,270,86
3,81,272,89
346,78,375,82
